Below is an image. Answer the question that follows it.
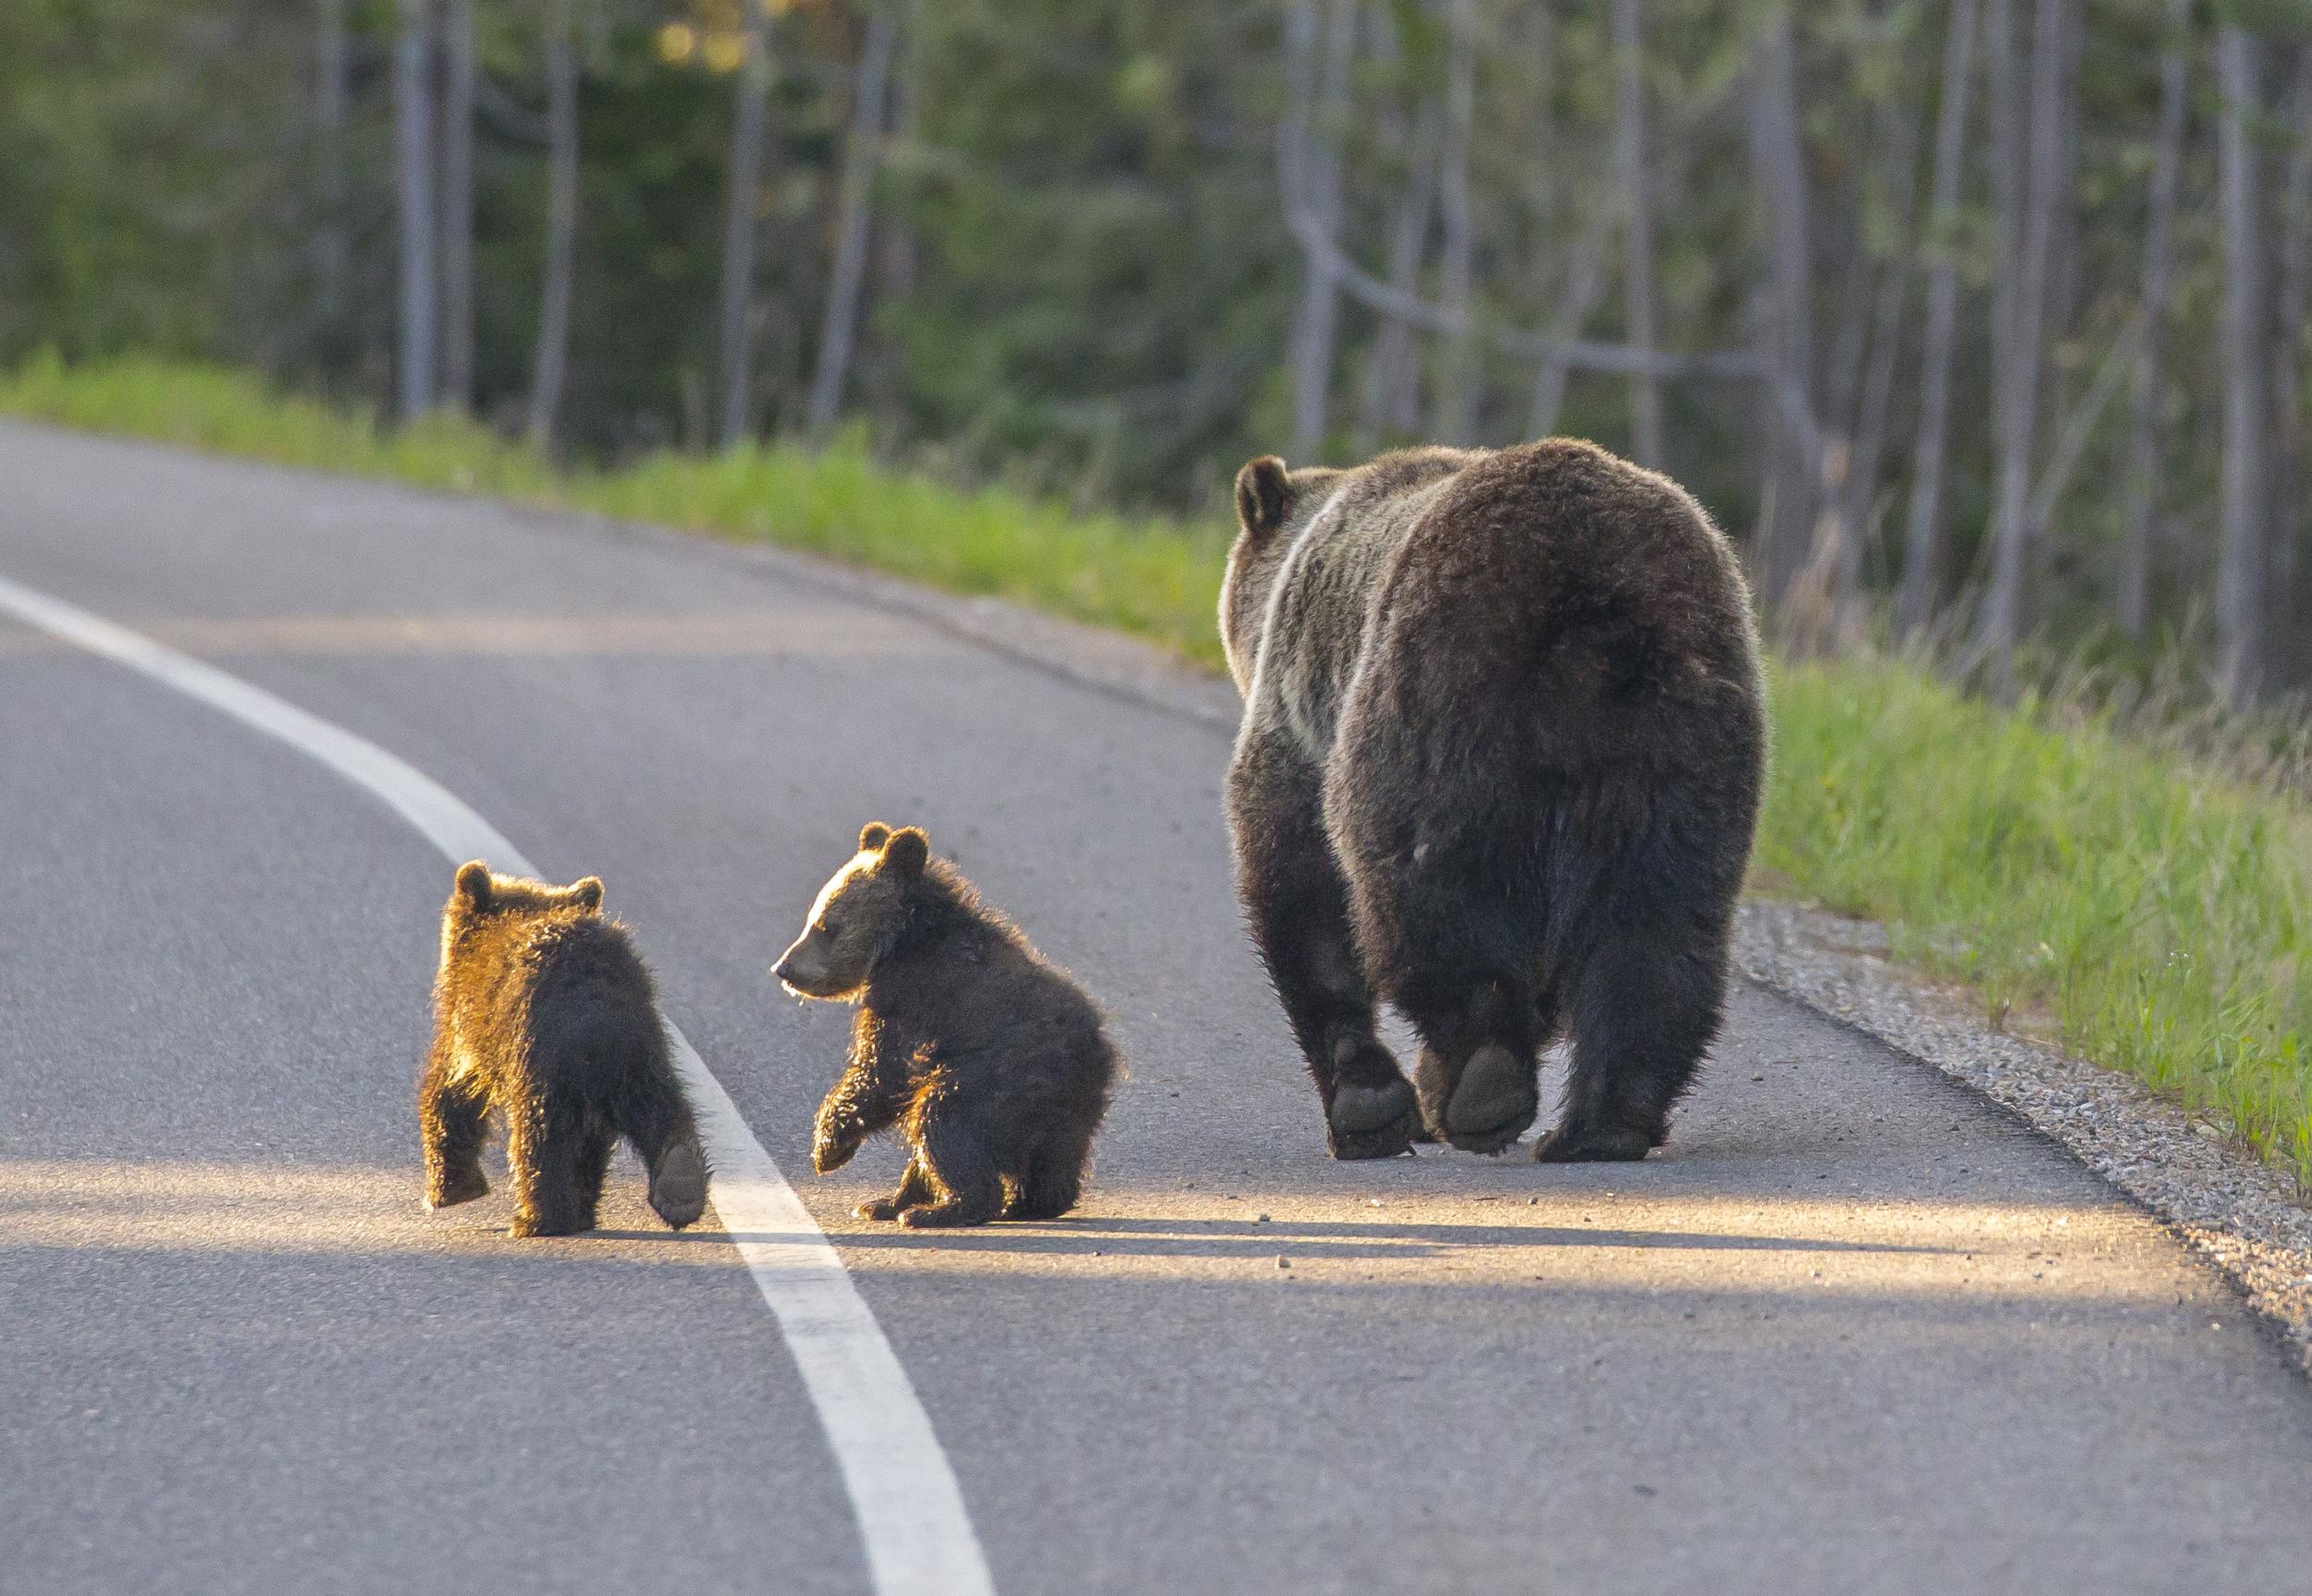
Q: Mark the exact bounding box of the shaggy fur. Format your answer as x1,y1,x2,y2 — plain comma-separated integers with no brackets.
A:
775,824,1118,1228
1219,439,1766,1162
420,863,708,1236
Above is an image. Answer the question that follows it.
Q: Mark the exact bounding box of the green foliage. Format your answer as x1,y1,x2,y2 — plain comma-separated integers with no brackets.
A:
1762,656,2312,1189
6,352,2305,1190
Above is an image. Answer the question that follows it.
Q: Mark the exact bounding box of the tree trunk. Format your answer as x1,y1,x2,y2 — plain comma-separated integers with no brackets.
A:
1431,0,1478,443
313,0,350,361
1357,99,1440,453
715,1,775,448
1895,0,1978,640
393,0,437,420
1745,6,1818,611
2116,0,2187,642
1527,209,1613,439
437,0,476,412
528,0,580,449
1283,0,1355,462
807,5,898,436
1974,0,2063,692
2267,49,2311,689
1611,0,1662,466
2216,26,2269,707
1840,91,1925,615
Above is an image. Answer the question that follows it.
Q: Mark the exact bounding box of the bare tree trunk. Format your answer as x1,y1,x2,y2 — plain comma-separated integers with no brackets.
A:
1974,0,2064,692
1431,0,1478,443
1745,6,1818,611
393,0,437,420
2216,26,2269,707
715,1,775,448
1611,0,1662,466
1527,210,1613,439
2268,49,2312,689
1283,0,1355,461
806,5,898,436
528,0,580,448
1840,92,1925,613
437,0,476,412
1357,100,1440,453
2116,0,2187,642
313,0,350,360
1895,0,1978,640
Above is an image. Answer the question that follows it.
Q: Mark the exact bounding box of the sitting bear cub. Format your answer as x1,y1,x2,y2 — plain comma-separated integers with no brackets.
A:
421,862,709,1237
775,824,1117,1228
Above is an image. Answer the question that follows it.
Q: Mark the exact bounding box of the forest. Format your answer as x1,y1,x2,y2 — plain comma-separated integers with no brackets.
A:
3,0,2309,706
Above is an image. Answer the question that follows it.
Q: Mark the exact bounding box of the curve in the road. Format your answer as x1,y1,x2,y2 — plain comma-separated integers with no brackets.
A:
0,569,995,1596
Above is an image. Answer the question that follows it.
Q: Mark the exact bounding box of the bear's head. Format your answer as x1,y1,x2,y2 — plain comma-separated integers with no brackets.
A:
440,862,603,964
1220,455,1341,694
772,823,931,1001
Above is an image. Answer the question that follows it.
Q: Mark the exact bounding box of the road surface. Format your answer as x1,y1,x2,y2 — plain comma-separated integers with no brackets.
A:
3,421,2308,1596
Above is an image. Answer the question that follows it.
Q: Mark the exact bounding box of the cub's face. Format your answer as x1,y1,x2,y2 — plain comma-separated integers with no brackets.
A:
773,824,930,1001
439,862,602,967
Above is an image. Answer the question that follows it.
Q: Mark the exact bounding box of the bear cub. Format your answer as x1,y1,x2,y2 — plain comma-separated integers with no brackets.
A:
421,862,709,1237
775,824,1117,1228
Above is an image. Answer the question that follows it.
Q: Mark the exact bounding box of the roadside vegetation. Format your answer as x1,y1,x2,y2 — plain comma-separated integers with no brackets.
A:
5,354,2305,1191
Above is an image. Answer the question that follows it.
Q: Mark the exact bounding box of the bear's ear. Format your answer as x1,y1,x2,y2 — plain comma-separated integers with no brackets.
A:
858,821,892,853
568,877,604,911
1235,456,1292,540
455,861,493,911
880,827,929,879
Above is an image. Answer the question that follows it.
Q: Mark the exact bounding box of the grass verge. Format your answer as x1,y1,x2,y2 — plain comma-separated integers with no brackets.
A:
5,353,2306,1190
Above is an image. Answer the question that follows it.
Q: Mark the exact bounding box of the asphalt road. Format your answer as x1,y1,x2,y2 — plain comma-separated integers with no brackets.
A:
4,420,2310,1596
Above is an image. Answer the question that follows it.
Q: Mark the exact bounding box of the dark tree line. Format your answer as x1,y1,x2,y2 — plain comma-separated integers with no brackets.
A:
2,0,2308,703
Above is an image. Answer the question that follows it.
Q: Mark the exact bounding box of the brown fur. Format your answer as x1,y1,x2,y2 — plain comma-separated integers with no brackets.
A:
420,863,707,1235
1220,439,1766,1161
775,825,1118,1228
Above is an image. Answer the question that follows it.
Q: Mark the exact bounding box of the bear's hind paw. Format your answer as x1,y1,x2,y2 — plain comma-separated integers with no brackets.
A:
1326,1078,1420,1160
425,1170,490,1209
648,1137,709,1230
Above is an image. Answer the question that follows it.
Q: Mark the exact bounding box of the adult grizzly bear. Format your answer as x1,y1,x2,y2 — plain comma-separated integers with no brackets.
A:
1219,440,1765,1162
421,863,709,1236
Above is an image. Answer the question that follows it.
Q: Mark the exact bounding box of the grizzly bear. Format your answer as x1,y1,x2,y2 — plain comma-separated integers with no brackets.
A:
774,824,1118,1228
421,863,709,1236
1219,439,1765,1162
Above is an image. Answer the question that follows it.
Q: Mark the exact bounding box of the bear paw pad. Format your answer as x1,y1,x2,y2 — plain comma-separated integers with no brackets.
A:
1443,1044,1539,1155
649,1137,709,1230
1326,1077,1420,1160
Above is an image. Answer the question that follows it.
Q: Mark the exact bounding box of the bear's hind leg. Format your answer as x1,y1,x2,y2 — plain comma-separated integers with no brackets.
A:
619,1066,708,1231
858,1158,932,1222
897,1112,1004,1230
1226,733,1419,1160
1395,974,1546,1156
507,1099,600,1237
1003,1126,1092,1221
420,1042,491,1209
1540,908,1728,1162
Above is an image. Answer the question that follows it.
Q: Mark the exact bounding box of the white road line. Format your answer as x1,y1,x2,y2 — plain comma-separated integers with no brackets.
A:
0,571,996,1596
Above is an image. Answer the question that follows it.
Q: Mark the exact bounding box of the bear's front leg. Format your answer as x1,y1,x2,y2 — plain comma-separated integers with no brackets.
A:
1225,733,1418,1160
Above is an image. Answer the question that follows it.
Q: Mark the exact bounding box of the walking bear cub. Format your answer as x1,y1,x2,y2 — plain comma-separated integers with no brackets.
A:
1219,439,1765,1163
774,824,1117,1228
421,862,709,1237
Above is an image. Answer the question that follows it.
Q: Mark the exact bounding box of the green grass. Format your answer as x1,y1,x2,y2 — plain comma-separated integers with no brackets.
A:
6,352,2307,1190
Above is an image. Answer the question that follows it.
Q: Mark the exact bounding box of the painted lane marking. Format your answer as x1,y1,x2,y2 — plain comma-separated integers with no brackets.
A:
0,571,995,1596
